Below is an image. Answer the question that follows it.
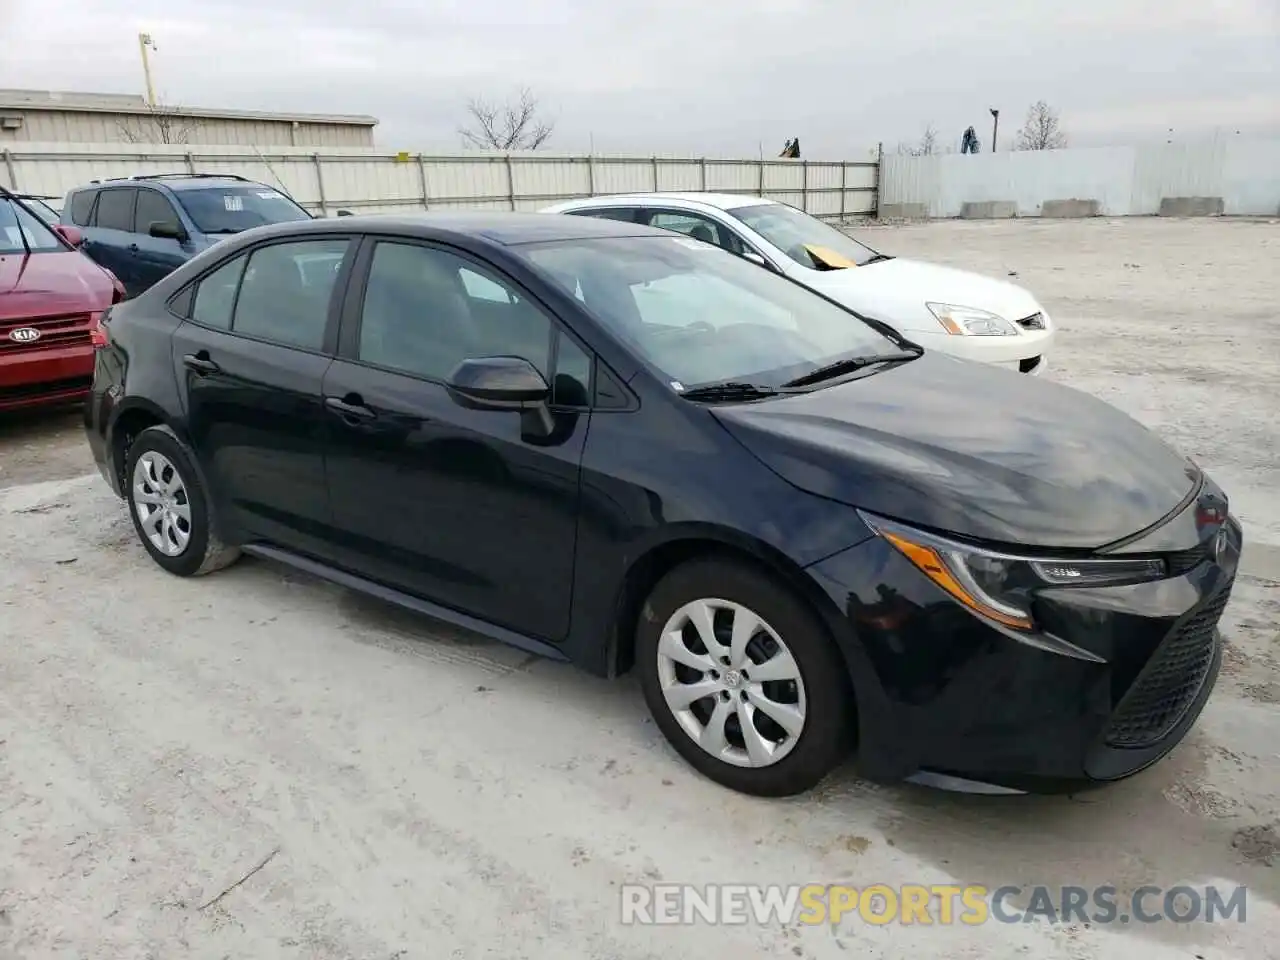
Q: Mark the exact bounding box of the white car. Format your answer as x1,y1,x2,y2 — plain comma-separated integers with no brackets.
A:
541,193,1053,375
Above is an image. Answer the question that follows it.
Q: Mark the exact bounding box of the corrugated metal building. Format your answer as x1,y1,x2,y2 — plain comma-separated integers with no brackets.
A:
0,89,378,148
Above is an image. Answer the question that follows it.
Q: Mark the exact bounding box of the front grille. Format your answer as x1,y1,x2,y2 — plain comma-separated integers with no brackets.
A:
1102,587,1231,748
1017,312,1046,330
0,313,93,353
1166,541,1210,576
0,375,92,402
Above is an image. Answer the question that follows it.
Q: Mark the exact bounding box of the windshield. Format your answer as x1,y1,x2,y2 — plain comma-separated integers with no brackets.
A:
19,197,60,227
517,235,900,390
175,186,311,234
0,198,64,255
729,203,881,269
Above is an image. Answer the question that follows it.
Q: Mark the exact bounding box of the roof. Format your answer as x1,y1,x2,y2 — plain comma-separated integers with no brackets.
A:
544,192,779,212
245,211,671,246
77,173,279,193
0,88,378,128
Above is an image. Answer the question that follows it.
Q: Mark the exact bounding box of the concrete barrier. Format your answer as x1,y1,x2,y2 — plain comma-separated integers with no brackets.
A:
878,202,929,219
959,201,1017,219
1041,198,1100,218
1158,196,1225,217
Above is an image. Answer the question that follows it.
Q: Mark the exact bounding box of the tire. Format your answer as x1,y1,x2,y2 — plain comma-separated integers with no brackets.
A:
636,558,852,797
123,425,240,577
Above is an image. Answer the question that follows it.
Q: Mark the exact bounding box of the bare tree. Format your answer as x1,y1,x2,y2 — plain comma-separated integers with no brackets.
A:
459,87,554,150
895,123,940,157
1014,101,1068,151
117,102,202,145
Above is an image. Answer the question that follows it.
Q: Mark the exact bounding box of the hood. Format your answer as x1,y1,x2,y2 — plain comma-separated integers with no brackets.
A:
713,353,1198,550
809,257,1042,334
0,250,114,322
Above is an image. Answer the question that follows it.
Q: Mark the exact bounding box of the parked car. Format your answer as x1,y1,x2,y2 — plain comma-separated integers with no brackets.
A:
85,212,1238,797
543,193,1054,375
60,173,312,298
0,188,125,412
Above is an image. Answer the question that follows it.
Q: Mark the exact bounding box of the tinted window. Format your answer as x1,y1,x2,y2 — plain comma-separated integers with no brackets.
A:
134,190,179,234
519,235,899,390
68,190,96,227
231,239,349,350
191,254,247,329
552,333,592,407
176,186,311,235
358,242,552,382
94,189,136,231
573,207,640,223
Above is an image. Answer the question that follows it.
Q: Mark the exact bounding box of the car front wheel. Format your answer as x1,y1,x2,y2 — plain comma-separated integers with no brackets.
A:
637,558,852,796
124,425,240,577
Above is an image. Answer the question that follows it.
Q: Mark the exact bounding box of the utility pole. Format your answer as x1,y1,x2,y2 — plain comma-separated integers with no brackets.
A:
138,33,158,106
989,107,1000,152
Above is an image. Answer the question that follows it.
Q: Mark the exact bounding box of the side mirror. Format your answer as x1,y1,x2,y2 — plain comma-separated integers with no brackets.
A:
149,220,187,241
742,251,768,268
447,356,549,408
53,224,83,247
336,209,354,217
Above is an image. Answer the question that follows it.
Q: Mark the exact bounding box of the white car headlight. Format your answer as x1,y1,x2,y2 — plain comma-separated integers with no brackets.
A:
927,302,1018,337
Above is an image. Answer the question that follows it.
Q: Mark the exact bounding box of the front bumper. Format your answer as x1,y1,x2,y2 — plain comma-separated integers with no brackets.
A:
806,510,1242,791
0,344,94,412
909,326,1054,374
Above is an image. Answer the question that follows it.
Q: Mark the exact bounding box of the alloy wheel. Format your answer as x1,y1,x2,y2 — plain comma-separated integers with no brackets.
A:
132,450,192,557
656,598,807,768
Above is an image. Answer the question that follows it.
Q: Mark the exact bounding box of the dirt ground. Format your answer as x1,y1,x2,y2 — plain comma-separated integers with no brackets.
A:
1,217,1277,959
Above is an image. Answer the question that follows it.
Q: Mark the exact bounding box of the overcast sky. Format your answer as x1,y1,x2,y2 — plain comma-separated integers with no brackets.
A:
2,0,1276,156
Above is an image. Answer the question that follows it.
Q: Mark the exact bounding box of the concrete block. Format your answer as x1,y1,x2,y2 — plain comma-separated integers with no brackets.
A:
878,202,929,219
1041,198,1100,218
1158,196,1224,217
960,201,1017,219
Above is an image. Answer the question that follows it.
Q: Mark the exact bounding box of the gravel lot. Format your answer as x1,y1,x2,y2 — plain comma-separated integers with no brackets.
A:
1,217,1277,959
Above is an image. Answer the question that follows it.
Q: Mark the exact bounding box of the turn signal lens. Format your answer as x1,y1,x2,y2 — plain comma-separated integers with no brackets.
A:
881,530,1034,630
88,310,108,349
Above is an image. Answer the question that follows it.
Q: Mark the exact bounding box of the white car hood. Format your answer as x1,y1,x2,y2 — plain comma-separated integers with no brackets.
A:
805,257,1043,333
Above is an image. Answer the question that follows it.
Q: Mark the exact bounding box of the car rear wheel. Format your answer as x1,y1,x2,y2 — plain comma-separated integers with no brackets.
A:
636,558,851,796
124,425,239,577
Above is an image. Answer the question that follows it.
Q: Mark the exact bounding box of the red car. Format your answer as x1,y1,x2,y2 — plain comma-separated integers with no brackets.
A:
1,189,125,412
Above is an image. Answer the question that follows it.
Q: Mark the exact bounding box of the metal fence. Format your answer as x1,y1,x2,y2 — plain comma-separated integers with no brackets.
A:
0,143,880,220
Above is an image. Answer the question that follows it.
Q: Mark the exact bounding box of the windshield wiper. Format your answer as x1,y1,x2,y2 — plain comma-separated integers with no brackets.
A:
680,382,781,402
781,349,921,388
863,253,893,264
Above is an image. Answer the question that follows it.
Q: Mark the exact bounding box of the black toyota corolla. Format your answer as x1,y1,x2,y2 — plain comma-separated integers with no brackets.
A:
83,212,1242,797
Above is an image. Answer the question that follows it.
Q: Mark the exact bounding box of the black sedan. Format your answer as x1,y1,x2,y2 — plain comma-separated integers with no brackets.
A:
83,212,1241,797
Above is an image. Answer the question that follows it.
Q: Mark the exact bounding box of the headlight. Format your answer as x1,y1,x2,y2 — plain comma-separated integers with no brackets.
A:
862,513,1167,632
927,302,1018,337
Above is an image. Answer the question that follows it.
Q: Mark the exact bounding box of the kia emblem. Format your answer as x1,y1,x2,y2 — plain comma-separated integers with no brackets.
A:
8,327,41,343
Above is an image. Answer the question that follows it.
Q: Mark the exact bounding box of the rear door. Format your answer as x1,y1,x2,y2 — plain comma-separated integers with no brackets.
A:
81,187,139,294
170,234,355,558
322,237,592,641
132,188,192,291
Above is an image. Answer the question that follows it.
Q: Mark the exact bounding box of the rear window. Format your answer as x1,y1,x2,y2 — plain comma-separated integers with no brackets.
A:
68,189,96,226
175,186,311,235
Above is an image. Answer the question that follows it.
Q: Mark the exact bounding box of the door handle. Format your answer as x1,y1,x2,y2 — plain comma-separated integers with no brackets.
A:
182,353,220,376
325,396,377,421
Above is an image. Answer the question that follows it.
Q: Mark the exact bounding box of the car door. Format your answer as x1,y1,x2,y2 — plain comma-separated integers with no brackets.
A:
322,237,593,642
81,187,138,293
170,235,354,559
132,188,193,291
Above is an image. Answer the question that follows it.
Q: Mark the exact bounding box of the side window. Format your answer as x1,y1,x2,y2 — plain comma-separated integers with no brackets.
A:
134,190,179,235
93,189,136,231
646,211,725,248
68,190,96,227
551,333,592,407
232,239,349,350
572,207,640,223
357,242,553,382
191,254,248,330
